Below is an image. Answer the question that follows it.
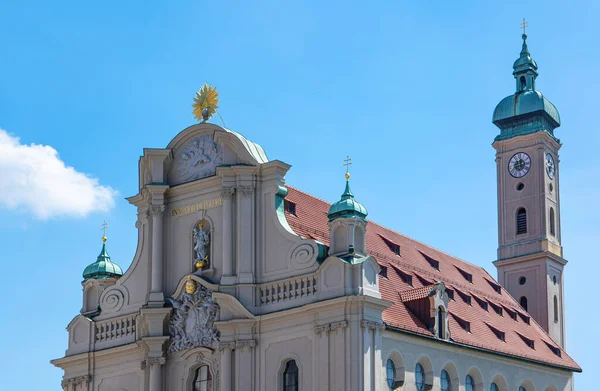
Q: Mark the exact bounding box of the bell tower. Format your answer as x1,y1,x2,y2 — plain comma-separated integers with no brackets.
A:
492,30,567,347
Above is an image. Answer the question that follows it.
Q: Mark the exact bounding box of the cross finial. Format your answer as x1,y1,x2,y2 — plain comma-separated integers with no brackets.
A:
101,220,108,242
344,156,352,180
520,17,528,34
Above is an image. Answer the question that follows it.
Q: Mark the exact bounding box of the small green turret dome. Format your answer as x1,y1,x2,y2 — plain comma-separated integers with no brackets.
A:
492,33,561,141
328,177,368,222
83,237,124,280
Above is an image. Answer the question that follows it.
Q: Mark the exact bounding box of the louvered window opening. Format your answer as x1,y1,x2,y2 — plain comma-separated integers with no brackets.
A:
550,207,555,236
516,208,527,235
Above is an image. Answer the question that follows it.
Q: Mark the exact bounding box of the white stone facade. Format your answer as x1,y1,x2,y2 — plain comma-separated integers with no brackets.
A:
51,123,576,391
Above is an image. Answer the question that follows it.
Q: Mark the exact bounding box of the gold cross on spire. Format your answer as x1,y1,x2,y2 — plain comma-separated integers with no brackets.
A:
101,220,108,242
520,17,528,34
344,156,352,180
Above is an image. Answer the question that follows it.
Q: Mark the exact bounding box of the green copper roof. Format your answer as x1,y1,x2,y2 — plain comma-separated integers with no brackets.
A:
83,241,124,280
327,179,368,222
492,33,561,141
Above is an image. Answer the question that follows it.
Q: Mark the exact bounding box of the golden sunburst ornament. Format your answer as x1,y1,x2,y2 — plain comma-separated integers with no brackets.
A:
192,83,220,122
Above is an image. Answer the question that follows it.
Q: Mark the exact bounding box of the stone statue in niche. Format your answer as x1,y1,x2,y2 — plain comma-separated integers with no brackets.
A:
193,221,210,270
167,280,220,352
170,135,223,185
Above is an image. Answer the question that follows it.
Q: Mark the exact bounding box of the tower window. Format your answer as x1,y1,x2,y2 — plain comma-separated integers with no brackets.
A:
549,207,555,236
193,365,212,391
554,295,559,323
516,182,525,191
519,296,528,311
283,360,299,391
520,76,527,90
553,275,558,285
516,208,527,235
519,276,526,285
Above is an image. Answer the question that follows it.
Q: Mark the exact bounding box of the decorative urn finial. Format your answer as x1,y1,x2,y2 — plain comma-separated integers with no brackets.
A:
192,83,220,122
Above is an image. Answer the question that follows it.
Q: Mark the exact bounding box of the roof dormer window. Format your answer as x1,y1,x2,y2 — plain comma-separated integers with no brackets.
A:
284,200,297,216
455,266,473,283
420,251,440,271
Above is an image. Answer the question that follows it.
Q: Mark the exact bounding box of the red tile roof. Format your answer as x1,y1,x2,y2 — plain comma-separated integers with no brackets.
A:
284,186,581,372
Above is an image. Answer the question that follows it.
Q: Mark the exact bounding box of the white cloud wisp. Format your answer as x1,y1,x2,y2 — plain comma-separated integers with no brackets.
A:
0,129,117,219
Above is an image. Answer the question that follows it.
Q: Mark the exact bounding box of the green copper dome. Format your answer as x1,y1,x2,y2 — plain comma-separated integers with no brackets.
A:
492,33,561,141
327,179,368,222
83,239,124,280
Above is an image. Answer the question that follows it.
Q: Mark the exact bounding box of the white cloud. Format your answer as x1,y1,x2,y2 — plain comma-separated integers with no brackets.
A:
0,129,117,219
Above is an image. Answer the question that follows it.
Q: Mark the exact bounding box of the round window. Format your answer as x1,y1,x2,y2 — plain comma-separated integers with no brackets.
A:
519,276,527,285
517,182,525,191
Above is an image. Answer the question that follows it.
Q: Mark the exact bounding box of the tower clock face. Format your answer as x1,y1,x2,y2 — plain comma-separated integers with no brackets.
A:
508,152,531,178
545,153,555,179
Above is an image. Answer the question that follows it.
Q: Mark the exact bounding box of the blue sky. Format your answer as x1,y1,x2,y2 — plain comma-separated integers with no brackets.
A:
0,0,597,389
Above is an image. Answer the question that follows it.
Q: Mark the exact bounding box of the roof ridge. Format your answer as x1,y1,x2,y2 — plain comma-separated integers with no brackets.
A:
368,219,489,271
288,184,491,272
285,185,332,206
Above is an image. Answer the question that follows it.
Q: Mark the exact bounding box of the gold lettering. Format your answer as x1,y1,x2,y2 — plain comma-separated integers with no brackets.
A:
170,197,223,217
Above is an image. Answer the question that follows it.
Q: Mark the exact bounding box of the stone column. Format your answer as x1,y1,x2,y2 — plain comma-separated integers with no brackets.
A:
146,356,166,391
142,335,169,391
221,188,235,281
314,324,330,390
361,320,384,391
148,204,165,305
236,185,254,284
219,343,234,391
60,379,72,391
330,321,348,391
235,340,256,391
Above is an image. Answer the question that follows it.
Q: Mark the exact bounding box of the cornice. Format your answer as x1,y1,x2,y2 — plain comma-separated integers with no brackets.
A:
494,250,567,267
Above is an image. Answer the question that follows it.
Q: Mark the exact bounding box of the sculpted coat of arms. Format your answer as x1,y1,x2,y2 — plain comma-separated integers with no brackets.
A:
170,135,223,185
167,281,220,352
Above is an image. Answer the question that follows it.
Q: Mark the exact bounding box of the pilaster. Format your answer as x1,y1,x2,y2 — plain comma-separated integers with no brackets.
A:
221,187,235,284
218,342,236,391
146,184,169,307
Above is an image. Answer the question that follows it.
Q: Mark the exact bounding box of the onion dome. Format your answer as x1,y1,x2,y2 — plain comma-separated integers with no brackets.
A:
492,33,561,141
83,236,124,280
327,173,368,222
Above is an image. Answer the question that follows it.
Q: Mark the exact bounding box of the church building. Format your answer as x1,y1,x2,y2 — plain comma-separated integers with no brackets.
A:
52,32,581,391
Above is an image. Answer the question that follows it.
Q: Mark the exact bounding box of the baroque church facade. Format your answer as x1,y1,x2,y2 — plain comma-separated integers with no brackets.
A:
52,33,581,391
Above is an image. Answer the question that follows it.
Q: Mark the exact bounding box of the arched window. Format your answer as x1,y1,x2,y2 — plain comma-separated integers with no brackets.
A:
386,359,396,389
516,208,527,235
490,383,499,391
466,374,475,391
415,363,425,391
520,296,528,311
519,387,527,391
549,207,555,236
441,369,451,391
283,360,299,391
437,307,444,339
520,76,527,90
554,295,559,323
193,365,212,391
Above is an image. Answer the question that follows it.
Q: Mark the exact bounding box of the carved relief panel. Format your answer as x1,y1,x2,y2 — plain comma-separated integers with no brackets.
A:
169,135,223,186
